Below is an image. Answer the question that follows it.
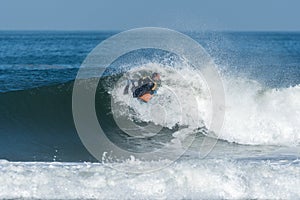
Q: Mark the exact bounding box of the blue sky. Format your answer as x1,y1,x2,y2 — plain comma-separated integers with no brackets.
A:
0,0,299,31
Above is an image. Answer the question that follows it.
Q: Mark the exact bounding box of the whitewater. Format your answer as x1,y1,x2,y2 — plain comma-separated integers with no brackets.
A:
0,158,299,199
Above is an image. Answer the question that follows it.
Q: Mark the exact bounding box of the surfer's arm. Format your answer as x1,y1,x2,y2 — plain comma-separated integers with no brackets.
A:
151,82,157,91
148,82,158,95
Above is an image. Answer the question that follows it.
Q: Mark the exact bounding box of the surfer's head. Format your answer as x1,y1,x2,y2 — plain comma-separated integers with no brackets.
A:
152,72,161,81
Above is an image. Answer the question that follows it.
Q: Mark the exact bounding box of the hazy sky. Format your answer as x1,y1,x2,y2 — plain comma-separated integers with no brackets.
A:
0,0,299,31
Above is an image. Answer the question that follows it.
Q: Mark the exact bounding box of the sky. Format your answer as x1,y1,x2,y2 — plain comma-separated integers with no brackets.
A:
0,0,299,31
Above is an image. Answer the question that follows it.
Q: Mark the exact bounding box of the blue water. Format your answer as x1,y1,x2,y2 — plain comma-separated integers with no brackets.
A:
0,31,300,199
1,31,300,92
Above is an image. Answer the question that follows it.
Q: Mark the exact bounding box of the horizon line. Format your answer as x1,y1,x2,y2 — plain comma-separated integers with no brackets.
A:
1,29,300,33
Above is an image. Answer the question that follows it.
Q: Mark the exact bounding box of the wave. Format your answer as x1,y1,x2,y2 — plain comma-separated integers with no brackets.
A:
0,158,299,199
1,62,300,162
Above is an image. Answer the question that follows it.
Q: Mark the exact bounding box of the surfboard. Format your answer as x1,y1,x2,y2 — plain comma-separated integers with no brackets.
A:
138,93,153,102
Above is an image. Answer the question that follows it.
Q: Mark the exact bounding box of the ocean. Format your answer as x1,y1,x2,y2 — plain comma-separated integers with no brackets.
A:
0,30,300,199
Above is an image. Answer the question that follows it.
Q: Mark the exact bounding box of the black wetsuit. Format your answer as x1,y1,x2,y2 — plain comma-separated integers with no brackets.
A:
132,76,158,98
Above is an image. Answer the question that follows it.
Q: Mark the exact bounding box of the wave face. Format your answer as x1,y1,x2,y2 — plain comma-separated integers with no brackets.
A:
0,80,93,161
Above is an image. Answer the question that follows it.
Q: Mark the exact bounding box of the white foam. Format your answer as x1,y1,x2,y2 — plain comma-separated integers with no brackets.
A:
220,76,300,146
111,63,212,144
0,159,299,199
111,62,300,146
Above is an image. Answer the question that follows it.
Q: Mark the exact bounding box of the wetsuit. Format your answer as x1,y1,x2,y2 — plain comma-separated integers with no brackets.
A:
132,76,158,98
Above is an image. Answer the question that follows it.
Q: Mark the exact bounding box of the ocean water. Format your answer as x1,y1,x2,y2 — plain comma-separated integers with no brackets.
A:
0,31,300,199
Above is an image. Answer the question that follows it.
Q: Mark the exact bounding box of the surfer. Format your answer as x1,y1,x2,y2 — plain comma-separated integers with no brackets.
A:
123,72,161,102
